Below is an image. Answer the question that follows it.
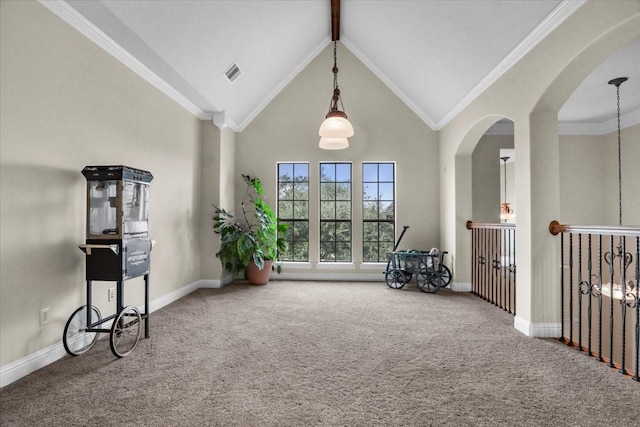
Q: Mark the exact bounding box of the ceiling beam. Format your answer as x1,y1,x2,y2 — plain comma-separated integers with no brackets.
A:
331,0,340,41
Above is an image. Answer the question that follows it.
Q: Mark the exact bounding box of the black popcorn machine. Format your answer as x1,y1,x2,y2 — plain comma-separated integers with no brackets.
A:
63,165,155,358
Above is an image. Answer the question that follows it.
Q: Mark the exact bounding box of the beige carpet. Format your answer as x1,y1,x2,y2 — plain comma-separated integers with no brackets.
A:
1,281,638,426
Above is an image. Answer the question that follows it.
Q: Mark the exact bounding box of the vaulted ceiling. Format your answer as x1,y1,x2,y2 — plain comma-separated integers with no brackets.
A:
48,0,639,133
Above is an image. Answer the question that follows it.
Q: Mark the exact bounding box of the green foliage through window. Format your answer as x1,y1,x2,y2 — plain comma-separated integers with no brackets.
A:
363,163,395,262
320,163,352,262
277,163,309,261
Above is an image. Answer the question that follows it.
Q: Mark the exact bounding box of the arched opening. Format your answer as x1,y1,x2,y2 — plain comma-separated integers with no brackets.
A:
557,36,640,226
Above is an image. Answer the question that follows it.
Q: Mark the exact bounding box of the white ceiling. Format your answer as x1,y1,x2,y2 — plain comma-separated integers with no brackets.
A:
48,0,638,133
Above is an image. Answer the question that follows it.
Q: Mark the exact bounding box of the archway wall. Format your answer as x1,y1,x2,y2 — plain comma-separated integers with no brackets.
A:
439,0,640,332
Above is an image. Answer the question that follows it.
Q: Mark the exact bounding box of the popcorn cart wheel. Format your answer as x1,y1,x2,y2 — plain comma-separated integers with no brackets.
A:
63,166,153,358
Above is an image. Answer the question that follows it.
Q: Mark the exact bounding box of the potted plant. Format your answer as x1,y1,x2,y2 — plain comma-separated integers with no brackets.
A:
213,174,288,285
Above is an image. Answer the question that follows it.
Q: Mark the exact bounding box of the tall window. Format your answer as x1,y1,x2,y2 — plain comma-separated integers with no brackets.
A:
363,163,395,262
320,162,352,262
277,163,309,261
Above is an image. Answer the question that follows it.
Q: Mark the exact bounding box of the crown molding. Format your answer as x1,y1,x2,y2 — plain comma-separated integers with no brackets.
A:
486,109,640,136
559,109,640,135
436,0,587,130
38,0,214,121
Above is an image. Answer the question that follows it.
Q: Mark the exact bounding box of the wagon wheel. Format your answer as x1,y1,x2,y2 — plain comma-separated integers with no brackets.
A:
110,305,142,358
430,266,452,288
416,271,439,293
63,305,101,356
385,270,406,289
402,269,413,283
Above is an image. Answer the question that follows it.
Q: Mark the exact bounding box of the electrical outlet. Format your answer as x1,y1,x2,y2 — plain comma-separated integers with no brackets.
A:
40,308,50,326
108,287,115,302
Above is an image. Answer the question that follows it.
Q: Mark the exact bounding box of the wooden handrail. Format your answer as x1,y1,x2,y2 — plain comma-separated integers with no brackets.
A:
466,220,516,230
548,220,640,236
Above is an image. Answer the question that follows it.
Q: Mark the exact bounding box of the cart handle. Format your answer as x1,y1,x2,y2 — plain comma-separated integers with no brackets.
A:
393,226,410,251
78,244,119,256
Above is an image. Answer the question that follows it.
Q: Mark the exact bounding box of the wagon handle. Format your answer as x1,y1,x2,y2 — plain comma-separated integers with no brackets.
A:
393,226,410,251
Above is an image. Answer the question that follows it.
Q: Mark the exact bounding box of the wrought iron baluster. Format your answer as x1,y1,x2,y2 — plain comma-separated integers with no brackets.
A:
578,233,583,350
619,237,628,375
587,234,593,356
569,233,574,346
608,236,615,368
561,232,565,341
597,234,603,362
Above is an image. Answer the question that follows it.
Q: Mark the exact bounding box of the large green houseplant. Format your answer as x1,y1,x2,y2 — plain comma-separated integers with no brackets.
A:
213,174,288,284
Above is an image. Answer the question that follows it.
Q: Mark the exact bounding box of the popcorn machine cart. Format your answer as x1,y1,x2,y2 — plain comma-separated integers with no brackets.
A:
63,165,154,358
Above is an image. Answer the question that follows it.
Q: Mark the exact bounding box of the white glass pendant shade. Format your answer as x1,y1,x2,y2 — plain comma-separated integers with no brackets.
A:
319,137,349,150
318,115,354,138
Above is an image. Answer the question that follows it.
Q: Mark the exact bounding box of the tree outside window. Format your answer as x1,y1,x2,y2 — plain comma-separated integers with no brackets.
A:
363,163,395,262
277,163,309,261
320,162,352,262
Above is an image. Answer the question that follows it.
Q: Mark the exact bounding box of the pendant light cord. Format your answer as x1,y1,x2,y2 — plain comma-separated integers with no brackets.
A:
616,83,622,226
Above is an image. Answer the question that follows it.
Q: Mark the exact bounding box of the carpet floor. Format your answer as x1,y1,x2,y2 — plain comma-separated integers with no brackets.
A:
1,281,638,426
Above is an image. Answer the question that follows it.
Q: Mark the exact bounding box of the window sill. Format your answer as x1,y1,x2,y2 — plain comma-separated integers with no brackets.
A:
316,262,355,270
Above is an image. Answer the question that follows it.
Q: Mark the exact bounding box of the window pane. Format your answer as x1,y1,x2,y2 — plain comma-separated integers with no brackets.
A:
335,183,351,200
363,201,378,220
320,221,334,239
294,163,308,180
380,222,394,242
336,242,351,262
363,222,377,241
294,182,309,200
335,201,351,219
279,163,293,181
293,200,308,219
363,183,377,200
380,201,394,220
320,164,335,181
379,163,394,182
320,183,335,200
335,222,351,241
363,163,378,182
279,201,293,219
279,182,293,200
320,241,336,261
294,242,309,261
363,243,378,262
293,221,308,241
378,242,394,262
320,201,335,219
336,163,351,182
379,183,394,200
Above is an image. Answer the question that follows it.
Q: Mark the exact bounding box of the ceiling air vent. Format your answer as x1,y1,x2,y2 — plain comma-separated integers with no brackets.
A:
224,62,241,83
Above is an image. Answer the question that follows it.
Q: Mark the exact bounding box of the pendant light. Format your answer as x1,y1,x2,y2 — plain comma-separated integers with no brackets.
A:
499,156,514,222
319,0,353,149
608,76,627,225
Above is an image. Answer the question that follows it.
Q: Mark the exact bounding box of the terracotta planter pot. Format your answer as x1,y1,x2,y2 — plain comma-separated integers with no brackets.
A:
245,259,272,285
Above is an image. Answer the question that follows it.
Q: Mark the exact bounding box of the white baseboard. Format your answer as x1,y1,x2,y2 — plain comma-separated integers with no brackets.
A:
276,272,384,282
450,282,472,292
1,278,207,388
514,316,561,338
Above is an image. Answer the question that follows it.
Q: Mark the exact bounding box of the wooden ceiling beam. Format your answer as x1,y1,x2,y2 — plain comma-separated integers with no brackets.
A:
331,0,340,41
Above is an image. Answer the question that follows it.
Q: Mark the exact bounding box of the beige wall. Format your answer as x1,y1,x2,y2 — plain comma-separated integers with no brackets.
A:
472,134,514,223
603,123,640,226
0,1,204,366
474,126,640,227
237,43,439,276
199,121,223,280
